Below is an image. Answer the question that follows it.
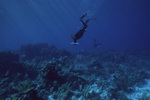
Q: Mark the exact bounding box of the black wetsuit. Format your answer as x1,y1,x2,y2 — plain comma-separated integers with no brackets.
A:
72,13,91,43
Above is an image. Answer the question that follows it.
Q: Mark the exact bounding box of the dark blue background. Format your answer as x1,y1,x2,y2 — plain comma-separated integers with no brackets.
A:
0,0,150,51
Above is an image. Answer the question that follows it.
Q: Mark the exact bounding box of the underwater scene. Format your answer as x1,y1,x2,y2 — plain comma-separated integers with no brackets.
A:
0,0,150,100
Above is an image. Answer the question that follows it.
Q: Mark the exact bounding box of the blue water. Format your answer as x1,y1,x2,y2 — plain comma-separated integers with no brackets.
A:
0,0,150,51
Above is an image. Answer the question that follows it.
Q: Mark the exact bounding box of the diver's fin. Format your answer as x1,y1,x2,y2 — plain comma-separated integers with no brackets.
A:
71,42,79,45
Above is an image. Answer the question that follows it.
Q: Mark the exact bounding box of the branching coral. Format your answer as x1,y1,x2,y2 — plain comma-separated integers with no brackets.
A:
52,82,72,100
9,80,35,100
141,92,150,100
82,84,102,100
113,66,148,92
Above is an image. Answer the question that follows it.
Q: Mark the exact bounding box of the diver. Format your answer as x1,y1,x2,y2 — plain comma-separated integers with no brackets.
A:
70,13,92,45
93,39,100,48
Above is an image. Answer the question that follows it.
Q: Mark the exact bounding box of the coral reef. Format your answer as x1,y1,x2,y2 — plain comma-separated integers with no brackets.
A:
19,43,71,61
113,66,147,92
0,43,150,100
140,92,150,100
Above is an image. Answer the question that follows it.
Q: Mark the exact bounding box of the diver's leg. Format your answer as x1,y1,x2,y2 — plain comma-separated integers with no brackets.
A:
85,17,92,24
74,39,77,43
80,19,85,25
80,13,87,26
80,13,87,20
82,17,92,29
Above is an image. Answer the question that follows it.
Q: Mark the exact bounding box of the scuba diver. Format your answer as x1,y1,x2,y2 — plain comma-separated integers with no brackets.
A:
70,13,92,45
93,39,100,48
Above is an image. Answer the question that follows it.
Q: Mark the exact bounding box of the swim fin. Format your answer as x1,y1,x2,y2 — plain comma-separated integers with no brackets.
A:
71,42,79,45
